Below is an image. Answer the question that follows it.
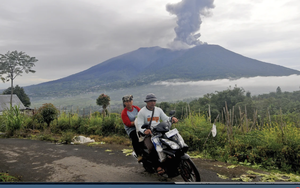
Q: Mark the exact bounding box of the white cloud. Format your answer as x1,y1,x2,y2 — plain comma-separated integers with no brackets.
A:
201,0,300,70
153,75,300,95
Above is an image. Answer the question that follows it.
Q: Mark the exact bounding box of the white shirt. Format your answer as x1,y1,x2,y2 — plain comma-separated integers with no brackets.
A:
135,106,171,134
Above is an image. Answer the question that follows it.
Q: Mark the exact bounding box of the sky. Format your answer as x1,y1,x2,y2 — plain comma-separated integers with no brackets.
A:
0,0,299,90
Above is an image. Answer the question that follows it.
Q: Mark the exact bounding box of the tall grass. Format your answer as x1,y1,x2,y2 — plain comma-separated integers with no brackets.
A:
2,103,299,173
171,108,300,173
2,105,24,136
49,112,126,136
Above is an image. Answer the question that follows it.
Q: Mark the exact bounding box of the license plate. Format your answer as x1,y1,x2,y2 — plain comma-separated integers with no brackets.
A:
165,128,178,138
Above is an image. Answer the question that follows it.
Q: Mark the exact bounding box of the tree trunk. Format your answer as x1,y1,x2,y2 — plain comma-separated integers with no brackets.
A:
10,72,14,107
102,108,106,118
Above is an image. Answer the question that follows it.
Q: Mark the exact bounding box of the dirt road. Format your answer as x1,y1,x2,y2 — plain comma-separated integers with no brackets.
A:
0,138,263,182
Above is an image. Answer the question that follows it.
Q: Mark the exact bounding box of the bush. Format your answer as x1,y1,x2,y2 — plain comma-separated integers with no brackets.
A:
174,113,226,153
60,131,74,144
70,114,86,133
36,103,59,127
56,112,71,131
22,115,41,130
3,105,24,136
38,133,55,142
0,115,6,132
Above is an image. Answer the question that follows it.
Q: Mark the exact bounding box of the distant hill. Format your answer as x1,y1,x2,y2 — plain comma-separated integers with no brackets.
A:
25,44,300,97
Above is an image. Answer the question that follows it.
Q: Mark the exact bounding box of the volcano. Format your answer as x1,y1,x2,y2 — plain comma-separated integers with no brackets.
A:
25,44,300,97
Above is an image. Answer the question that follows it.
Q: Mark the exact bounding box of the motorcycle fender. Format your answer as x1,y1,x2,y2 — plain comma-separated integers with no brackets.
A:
181,154,190,160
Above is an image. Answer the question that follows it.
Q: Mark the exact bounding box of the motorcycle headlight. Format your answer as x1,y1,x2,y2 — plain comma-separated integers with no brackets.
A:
161,138,180,150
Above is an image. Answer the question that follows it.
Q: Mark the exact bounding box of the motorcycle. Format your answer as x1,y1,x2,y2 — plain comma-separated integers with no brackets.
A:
133,111,201,182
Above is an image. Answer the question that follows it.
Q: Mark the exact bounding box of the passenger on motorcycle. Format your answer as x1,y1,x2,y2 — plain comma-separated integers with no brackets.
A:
135,93,178,174
121,95,144,162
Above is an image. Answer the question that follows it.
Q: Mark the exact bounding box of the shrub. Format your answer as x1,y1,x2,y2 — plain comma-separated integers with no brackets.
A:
36,103,59,127
38,133,55,142
60,131,74,144
56,112,71,131
0,115,6,132
3,105,24,136
70,114,85,133
22,115,41,130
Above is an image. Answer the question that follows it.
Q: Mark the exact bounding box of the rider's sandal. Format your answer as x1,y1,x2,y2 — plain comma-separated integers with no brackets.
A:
157,167,165,175
137,156,143,163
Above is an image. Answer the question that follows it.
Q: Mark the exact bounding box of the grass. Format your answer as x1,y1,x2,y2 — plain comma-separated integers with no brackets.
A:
0,172,19,182
188,149,300,182
1,128,131,146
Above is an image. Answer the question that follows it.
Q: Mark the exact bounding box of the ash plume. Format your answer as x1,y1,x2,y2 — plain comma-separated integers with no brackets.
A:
166,0,215,48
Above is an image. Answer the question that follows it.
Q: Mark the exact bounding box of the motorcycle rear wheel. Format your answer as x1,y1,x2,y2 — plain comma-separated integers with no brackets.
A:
179,158,201,182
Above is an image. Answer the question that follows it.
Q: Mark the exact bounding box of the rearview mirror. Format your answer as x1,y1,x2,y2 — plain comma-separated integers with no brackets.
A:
169,110,176,116
141,123,150,129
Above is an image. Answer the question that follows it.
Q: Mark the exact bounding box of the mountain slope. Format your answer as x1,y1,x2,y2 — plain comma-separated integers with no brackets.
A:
137,45,299,81
25,45,300,97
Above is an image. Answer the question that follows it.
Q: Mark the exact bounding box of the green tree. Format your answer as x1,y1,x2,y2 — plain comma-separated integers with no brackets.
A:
0,51,38,106
157,102,171,113
36,103,59,127
96,94,110,117
210,86,247,112
174,101,189,119
189,86,248,121
276,86,282,95
2,85,31,107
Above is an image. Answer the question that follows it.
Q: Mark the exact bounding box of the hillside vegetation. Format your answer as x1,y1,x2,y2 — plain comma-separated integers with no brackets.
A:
1,87,300,175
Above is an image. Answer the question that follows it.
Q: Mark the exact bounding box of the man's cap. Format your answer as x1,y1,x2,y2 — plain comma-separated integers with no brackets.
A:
144,93,157,102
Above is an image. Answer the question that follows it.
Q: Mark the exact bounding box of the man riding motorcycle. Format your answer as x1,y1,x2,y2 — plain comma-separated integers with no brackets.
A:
135,93,178,174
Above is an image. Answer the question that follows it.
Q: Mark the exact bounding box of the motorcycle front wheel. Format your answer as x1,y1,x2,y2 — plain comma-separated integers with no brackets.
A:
179,158,201,182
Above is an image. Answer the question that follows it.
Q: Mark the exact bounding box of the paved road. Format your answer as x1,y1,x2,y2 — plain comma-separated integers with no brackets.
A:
0,138,233,182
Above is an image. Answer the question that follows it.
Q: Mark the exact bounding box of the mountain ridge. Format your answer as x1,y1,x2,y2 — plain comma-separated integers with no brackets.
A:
25,44,300,97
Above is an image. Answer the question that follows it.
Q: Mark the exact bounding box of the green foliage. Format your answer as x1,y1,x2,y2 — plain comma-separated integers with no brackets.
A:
0,172,18,182
189,86,248,121
38,133,55,142
42,108,126,137
59,131,74,144
36,103,59,127
0,51,37,81
0,50,38,106
4,87,300,174
22,114,41,130
3,105,24,136
55,112,72,132
2,85,31,107
91,111,101,117
0,115,6,132
157,102,172,113
96,94,110,117
174,113,227,154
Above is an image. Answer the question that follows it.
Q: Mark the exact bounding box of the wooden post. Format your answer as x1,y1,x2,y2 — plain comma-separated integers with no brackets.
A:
208,104,211,123
231,106,234,137
223,104,230,143
245,105,248,133
280,108,285,144
268,108,271,127
203,114,219,147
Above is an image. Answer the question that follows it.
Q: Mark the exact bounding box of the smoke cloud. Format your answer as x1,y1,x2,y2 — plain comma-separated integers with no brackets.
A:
166,0,215,48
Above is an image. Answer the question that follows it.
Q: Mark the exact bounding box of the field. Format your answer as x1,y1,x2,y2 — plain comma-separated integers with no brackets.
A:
1,86,300,181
